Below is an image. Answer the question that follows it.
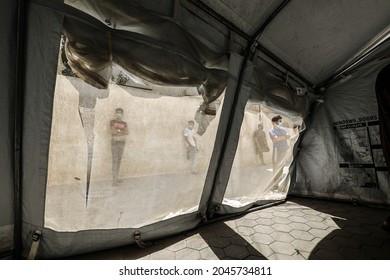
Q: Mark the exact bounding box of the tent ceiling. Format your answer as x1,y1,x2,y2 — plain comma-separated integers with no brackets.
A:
64,0,390,87
200,0,284,36
258,0,390,85
192,0,390,85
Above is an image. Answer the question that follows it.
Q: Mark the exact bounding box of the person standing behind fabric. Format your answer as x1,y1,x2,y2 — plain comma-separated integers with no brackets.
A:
184,120,198,173
269,115,290,181
375,62,390,232
254,123,269,165
110,108,128,185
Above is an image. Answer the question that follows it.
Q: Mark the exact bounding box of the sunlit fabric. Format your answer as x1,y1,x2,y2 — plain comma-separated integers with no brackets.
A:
250,67,308,118
62,0,228,107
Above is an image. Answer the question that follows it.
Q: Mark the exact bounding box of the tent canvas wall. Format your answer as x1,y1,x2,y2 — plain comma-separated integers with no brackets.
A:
0,0,18,260
1,0,389,259
293,43,390,202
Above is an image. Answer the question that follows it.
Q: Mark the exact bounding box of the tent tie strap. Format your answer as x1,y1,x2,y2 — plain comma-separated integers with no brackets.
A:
27,229,42,260
133,231,153,248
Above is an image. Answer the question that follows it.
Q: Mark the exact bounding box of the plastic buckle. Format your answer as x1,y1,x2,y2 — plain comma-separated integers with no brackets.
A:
32,231,41,242
133,231,153,248
27,230,42,260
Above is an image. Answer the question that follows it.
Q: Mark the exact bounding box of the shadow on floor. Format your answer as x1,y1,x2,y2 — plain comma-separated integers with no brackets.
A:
64,196,390,260
288,197,390,260
65,221,266,260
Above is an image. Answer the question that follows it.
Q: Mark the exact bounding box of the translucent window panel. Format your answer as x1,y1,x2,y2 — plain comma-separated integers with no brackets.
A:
44,64,225,232
223,103,303,208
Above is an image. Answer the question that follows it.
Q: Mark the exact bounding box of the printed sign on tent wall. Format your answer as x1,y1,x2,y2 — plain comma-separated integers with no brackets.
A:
334,115,389,190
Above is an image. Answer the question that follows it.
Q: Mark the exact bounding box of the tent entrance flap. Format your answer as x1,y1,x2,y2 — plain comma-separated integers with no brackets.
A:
223,103,304,210
205,56,309,215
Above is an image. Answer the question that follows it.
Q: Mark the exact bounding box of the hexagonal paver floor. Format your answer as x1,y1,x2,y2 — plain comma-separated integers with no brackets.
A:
64,197,390,260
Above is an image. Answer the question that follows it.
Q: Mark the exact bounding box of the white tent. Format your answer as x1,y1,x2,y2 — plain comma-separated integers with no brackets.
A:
1,0,389,259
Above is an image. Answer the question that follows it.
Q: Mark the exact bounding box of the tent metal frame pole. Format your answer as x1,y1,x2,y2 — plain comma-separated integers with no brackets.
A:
206,43,253,216
207,0,291,215
249,0,313,88
317,37,390,92
250,0,313,87
250,0,290,44
187,0,250,41
14,0,27,259
187,0,310,88
256,44,313,88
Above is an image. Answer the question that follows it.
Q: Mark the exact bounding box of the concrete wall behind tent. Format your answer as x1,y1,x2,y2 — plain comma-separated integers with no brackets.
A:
0,0,17,259
292,44,390,205
47,77,222,185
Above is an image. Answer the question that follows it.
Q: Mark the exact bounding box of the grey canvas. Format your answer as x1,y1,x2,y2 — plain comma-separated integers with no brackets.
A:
1,0,389,259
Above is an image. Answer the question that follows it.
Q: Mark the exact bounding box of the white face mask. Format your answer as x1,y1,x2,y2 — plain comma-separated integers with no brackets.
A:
278,122,282,127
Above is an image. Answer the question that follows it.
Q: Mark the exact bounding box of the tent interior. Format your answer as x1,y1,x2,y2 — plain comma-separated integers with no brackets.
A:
1,0,390,259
